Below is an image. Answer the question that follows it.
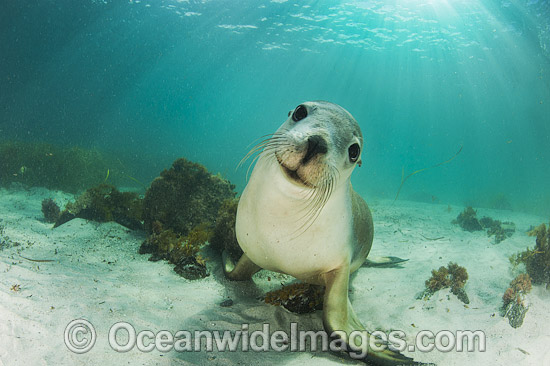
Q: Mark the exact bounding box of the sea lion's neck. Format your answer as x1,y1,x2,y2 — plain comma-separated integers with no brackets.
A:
236,155,354,275
242,155,351,226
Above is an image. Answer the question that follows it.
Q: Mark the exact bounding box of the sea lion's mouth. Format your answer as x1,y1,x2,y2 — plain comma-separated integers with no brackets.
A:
277,155,312,188
282,165,305,185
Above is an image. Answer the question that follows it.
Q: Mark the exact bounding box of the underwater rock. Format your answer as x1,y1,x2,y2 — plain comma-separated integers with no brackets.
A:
511,223,550,286
503,301,529,329
421,262,469,304
41,198,61,223
452,207,482,232
220,299,234,307
54,184,143,230
173,256,209,280
265,283,324,314
142,158,236,237
210,198,242,263
501,274,532,328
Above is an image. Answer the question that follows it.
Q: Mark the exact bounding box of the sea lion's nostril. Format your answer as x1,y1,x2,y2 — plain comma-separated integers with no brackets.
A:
302,135,328,164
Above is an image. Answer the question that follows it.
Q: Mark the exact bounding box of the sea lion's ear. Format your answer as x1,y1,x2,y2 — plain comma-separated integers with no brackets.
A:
357,160,362,167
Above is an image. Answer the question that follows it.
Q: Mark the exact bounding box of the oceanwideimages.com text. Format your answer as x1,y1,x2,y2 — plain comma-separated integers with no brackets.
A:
64,319,486,358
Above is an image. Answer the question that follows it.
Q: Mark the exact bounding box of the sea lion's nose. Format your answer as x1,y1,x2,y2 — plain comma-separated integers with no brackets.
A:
302,135,328,164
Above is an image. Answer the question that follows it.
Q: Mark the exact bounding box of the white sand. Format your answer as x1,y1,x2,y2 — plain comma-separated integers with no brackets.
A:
0,186,549,366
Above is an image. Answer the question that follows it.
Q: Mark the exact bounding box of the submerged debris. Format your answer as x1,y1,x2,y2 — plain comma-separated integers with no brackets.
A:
501,274,532,328
265,283,324,314
10,284,21,292
420,262,470,304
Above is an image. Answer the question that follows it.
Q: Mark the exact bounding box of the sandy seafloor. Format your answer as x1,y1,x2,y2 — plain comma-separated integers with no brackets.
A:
0,186,549,366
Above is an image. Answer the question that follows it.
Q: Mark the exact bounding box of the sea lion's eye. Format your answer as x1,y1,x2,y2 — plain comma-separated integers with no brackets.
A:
348,143,360,163
291,105,308,122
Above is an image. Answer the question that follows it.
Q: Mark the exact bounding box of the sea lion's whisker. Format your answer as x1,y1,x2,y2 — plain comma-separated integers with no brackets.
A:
292,167,336,237
243,139,290,180
239,139,272,168
238,133,288,172
243,133,277,150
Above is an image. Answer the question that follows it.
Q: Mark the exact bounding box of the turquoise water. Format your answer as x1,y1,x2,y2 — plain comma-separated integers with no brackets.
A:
1,0,549,215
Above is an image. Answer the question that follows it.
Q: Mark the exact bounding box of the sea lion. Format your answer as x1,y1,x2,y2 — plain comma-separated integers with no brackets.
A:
223,101,423,365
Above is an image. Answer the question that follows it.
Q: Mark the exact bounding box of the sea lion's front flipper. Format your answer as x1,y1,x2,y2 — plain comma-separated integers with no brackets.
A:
222,251,261,281
322,265,428,366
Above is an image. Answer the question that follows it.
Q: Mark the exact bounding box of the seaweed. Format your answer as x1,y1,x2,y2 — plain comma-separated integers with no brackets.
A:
139,221,212,280
501,274,532,328
41,198,61,223
487,221,515,244
421,262,469,304
510,223,550,286
0,140,124,193
0,220,12,251
479,217,515,244
453,208,515,243
452,207,482,232
394,144,463,201
139,158,236,279
210,198,242,263
54,184,143,230
479,216,497,229
139,222,181,260
425,266,451,292
265,283,324,314
171,223,211,280
142,158,236,237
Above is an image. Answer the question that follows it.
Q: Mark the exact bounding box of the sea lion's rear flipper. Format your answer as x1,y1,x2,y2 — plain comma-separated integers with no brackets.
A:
222,251,261,281
322,265,430,366
363,256,409,268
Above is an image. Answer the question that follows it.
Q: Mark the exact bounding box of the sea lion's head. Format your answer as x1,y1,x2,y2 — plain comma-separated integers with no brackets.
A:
240,101,364,229
266,101,363,189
